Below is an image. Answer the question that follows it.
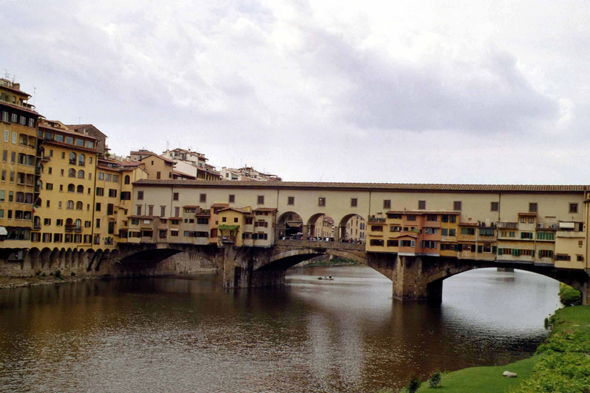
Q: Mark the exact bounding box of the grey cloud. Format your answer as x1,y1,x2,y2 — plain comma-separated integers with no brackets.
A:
296,28,561,133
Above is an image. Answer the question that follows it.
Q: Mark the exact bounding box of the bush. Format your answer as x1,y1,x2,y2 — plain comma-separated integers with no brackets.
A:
559,283,582,306
406,376,422,393
428,370,442,388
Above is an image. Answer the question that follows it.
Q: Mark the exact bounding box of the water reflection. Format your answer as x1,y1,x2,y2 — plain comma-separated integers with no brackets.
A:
0,267,560,393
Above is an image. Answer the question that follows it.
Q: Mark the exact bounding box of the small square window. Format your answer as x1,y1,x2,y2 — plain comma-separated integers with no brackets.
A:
418,200,426,210
529,203,538,213
383,199,391,209
229,194,235,203
318,197,326,207
453,201,462,211
287,196,295,205
491,202,499,212
351,198,358,207
257,195,264,205
569,203,578,214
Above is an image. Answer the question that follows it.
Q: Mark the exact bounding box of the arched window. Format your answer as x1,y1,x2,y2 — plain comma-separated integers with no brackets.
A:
67,184,75,192
75,219,81,230
34,216,40,227
66,200,74,209
77,185,84,193
78,154,85,166
66,218,73,226
68,168,76,177
78,170,84,178
124,175,130,185
76,201,83,210
69,152,76,165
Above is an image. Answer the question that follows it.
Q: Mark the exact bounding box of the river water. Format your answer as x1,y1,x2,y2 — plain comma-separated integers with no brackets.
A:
0,266,560,393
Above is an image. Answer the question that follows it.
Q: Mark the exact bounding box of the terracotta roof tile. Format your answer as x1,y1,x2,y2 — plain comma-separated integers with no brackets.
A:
132,180,590,193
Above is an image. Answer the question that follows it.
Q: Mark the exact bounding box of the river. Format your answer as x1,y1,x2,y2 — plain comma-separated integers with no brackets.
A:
0,266,560,393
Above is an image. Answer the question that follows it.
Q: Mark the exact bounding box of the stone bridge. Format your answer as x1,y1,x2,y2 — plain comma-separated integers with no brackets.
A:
101,241,590,305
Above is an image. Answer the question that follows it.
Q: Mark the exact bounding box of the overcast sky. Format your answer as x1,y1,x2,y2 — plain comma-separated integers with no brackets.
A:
2,0,589,184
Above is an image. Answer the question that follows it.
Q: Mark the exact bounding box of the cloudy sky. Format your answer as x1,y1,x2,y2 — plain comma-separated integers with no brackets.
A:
2,0,589,184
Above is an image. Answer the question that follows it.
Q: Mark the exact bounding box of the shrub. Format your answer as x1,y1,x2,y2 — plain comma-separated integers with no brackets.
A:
406,376,422,393
558,283,582,306
428,370,442,388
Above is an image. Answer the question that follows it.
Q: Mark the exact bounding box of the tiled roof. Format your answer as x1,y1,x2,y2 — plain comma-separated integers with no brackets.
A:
518,212,538,217
254,207,278,212
133,180,590,193
459,222,478,227
386,210,462,215
210,203,230,208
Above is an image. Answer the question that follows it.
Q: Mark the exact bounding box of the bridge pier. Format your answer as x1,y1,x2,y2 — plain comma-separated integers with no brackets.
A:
391,255,442,302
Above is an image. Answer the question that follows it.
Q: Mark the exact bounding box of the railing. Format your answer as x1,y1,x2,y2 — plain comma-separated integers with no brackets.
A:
498,222,518,229
74,227,82,233
65,225,75,232
33,224,41,230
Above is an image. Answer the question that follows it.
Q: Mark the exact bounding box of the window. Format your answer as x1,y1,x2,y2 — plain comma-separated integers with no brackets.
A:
66,200,74,209
569,203,578,214
418,200,426,210
199,193,206,203
529,203,538,213
98,172,104,180
407,215,416,221
148,205,154,216
136,205,142,215
491,202,499,212
124,175,130,184
454,201,462,211
460,227,475,235
371,225,383,232
156,172,161,179
387,240,399,247
257,195,264,205
106,174,112,182
539,250,553,258
426,214,437,221
351,198,358,207
556,254,571,261
3,130,7,142
577,255,584,262
222,217,227,223
77,185,84,193
96,219,101,228
137,191,144,200
370,239,384,247
10,151,15,163
318,197,326,207
67,184,75,193
96,187,104,196
108,189,117,198
121,191,131,200
78,154,85,166
229,194,235,203
520,232,534,239
12,131,17,144
175,207,180,217
528,218,534,224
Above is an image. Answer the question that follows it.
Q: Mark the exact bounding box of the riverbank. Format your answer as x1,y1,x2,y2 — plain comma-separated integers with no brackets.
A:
0,274,102,290
415,305,590,393
306,257,360,267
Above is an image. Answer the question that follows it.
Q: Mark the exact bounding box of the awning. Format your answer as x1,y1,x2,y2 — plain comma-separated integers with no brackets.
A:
219,225,240,230
559,222,575,229
0,227,7,236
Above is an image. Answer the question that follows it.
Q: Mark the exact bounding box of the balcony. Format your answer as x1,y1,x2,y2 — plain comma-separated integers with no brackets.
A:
368,217,386,223
221,236,236,244
74,227,82,233
33,224,41,230
498,222,518,229
65,225,75,232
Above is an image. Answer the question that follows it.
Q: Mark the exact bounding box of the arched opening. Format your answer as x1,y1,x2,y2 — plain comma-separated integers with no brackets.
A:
68,168,76,177
76,201,83,210
69,152,76,165
67,184,75,192
76,185,84,193
66,200,74,209
77,170,84,179
277,211,303,239
306,213,336,241
338,214,367,244
78,154,85,166
124,175,130,185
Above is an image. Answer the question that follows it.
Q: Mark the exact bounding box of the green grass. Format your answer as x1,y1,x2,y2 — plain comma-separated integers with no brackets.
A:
414,306,590,393
416,357,538,393
306,257,360,267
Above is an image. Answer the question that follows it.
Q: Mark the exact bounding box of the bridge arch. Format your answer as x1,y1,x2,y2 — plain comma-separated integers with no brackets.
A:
276,211,303,239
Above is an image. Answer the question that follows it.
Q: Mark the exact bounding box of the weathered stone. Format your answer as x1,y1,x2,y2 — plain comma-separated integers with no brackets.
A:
503,371,517,378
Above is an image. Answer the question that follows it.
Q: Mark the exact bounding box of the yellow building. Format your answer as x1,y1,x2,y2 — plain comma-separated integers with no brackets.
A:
32,120,98,248
217,207,251,246
0,78,41,251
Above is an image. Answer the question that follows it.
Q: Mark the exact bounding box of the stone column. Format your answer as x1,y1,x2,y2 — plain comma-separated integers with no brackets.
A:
391,255,442,302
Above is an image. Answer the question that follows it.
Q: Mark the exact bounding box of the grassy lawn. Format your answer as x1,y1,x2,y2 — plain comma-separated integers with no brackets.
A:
415,306,590,393
416,356,538,393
